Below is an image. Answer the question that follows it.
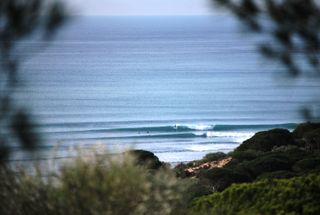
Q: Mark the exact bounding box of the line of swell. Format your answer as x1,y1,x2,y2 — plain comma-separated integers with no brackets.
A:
39,123,298,134
67,133,203,140
39,125,212,134
213,123,297,131
45,131,258,141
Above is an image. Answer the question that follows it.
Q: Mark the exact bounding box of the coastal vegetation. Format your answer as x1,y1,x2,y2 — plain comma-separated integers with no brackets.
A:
1,122,320,214
192,173,320,215
0,151,186,215
182,122,320,214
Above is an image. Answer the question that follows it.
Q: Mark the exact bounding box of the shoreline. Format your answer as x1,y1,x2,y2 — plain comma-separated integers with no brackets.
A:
2,121,320,214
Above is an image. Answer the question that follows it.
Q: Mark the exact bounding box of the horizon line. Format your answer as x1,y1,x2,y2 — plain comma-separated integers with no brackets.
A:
66,14,225,17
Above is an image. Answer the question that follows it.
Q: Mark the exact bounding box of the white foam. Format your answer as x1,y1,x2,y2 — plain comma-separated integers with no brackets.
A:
175,124,214,131
188,145,216,152
204,131,254,142
187,143,240,152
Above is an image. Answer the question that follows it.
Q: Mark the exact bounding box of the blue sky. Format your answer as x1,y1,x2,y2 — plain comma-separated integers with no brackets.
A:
68,0,214,16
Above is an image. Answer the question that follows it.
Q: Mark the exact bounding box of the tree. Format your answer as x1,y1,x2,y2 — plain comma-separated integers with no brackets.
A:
212,0,320,76
0,0,66,164
212,0,320,119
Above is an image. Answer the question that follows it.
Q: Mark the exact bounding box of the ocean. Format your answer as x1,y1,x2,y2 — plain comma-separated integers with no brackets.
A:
11,16,320,163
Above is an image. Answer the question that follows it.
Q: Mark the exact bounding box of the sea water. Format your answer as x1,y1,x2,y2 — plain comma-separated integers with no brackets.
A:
11,16,320,163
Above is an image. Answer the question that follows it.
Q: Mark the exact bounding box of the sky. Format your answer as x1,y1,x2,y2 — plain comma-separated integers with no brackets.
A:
67,0,214,16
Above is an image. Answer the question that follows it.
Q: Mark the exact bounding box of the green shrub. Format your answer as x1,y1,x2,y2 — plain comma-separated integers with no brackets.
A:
0,152,185,215
0,167,59,215
293,122,320,138
272,145,299,152
192,174,320,215
236,129,296,152
202,152,227,162
178,178,212,205
223,158,241,169
128,149,165,170
173,163,191,178
228,150,262,162
257,170,298,180
224,150,263,172
303,128,320,153
238,154,291,178
198,168,251,192
271,148,309,164
293,158,320,173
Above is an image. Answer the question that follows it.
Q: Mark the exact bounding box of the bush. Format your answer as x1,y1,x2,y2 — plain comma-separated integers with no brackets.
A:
178,178,212,205
0,152,185,215
293,122,320,138
192,174,320,215
198,168,251,192
0,167,58,215
128,149,165,170
272,145,299,152
293,158,320,173
202,152,227,162
239,154,291,178
271,147,309,164
173,163,191,178
236,129,296,152
228,150,262,162
257,170,298,180
303,129,320,153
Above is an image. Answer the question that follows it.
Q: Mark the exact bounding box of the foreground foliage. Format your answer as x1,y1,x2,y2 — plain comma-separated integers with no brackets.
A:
192,173,320,215
0,0,67,164
0,152,186,215
2,123,320,215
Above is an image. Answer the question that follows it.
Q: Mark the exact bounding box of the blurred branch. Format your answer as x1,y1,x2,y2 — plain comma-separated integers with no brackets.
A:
212,0,320,120
212,0,320,76
0,0,67,165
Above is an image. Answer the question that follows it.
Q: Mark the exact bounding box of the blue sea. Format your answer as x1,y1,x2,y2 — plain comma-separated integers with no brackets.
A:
12,16,320,163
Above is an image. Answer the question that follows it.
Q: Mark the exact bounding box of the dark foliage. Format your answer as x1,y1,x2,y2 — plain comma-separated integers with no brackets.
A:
240,153,292,177
128,150,165,170
174,163,192,178
273,147,310,164
0,154,185,215
202,152,227,162
293,157,320,172
0,0,66,164
291,123,320,152
198,167,252,191
180,179,212,205
228,149,262,161
11,110,40,150
174,124,320,197
293,122,320,138
257,170,298,180
303,128,320,152
236,128,296,152
192,173,320,215
212,0,320,119
212,0,320,77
